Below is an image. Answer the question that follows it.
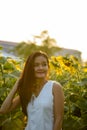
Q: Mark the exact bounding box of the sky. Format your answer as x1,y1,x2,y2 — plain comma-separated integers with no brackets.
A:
0,0,87,61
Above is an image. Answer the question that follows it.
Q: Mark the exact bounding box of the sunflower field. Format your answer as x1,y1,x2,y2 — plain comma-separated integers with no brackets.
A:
0,55,87,130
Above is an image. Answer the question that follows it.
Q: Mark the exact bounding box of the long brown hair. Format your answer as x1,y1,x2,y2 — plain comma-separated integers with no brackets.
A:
18,51,49,115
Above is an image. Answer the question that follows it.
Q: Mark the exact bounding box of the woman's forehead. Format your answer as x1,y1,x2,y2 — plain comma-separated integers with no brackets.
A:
34,56,47,62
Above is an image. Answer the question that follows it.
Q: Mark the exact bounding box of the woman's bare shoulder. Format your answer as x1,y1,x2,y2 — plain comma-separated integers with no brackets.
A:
53,81,62,89
52,81,63,95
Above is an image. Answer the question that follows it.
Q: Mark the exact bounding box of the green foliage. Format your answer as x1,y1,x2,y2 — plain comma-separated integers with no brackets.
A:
13,30,61,58
0,56,24,130
0,54,87,130
49,55,87,130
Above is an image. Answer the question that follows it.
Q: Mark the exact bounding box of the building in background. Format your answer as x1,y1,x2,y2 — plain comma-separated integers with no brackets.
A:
55,47,81,60
0,40,81,60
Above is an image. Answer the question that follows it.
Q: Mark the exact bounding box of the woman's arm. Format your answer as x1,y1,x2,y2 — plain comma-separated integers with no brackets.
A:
53,82,64,130
0,80,21,114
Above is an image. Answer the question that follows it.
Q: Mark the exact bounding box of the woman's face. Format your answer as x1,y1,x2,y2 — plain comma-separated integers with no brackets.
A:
33,55,49,79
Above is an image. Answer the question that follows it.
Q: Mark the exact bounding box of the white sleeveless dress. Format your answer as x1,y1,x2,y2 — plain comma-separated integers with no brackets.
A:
25,80,55,130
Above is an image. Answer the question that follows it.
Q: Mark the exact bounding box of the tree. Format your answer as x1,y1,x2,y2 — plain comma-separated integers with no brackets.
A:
13,30,61,59
33,30,57,47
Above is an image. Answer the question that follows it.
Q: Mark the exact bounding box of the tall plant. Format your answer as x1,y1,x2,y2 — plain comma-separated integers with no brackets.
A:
0,56,25,130
49,55,87,130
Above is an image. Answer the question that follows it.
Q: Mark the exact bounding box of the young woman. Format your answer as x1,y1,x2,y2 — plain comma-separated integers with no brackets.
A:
0,51,64,130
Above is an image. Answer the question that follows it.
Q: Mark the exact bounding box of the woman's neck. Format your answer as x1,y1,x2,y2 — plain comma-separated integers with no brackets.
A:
34,78,48,89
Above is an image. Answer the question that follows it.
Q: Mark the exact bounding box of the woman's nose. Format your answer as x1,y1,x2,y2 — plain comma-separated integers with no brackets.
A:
39,65,43,69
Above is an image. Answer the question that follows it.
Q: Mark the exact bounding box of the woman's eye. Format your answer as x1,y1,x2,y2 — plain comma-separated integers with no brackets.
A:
42,63,47,66
34,64,39,67
34,63,47,67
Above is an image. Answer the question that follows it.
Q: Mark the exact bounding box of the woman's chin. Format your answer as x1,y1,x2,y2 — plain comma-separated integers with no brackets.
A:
35,74,46,79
